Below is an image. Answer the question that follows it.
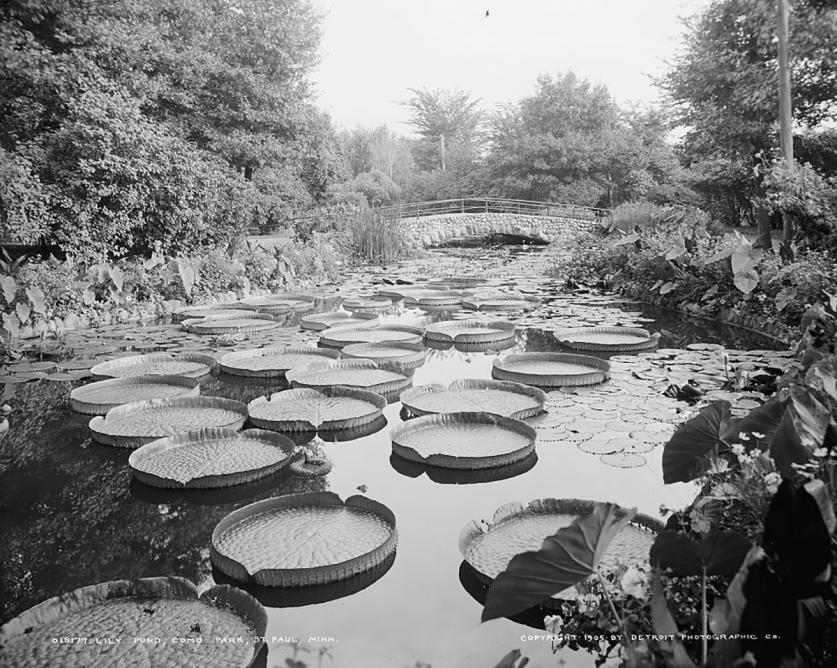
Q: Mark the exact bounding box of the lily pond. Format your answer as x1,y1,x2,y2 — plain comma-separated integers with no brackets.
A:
0,245,789,668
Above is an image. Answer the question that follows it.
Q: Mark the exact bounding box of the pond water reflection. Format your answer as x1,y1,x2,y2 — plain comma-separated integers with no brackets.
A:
0,246,787,668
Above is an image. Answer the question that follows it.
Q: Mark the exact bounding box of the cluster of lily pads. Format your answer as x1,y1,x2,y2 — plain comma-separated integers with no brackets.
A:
0,270,798,667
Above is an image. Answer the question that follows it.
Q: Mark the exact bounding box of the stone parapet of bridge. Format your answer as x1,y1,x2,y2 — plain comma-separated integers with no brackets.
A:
401,212,600,248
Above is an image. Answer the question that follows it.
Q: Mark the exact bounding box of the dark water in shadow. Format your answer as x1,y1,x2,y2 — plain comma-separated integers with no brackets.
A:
0,249,786,668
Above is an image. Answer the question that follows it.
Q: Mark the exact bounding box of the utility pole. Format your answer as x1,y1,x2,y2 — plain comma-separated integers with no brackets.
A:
777,0,794,250
439,134,446,171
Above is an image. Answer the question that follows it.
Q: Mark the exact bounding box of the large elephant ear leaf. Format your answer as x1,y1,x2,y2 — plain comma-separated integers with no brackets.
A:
763,479,832,597
481,503,636,622
650,531,750,577
697,531,751,576
650,569,697,667
662,401,732,484
728,396,787,451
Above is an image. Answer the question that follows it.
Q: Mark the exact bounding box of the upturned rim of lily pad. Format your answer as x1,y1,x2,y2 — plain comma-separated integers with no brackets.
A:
210,491,398,587
218,346,340,378
458,498,662,602
400,379,545,419
0,576,267,665
341,341,427,370
89,352,217,380
88,396,248,448
555,326,661,352
389,411,536,470
183,313,279,335
318,324,425,350
424,319,516,344
69,374,201,415
247,386,387,432
285,359,412,397
128,427,296,489
492,352,610,387
299,310,378,331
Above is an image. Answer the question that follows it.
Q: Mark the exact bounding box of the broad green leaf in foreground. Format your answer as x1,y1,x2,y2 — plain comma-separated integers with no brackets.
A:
481,502,636,622
650,568,696,668
649,530,751,577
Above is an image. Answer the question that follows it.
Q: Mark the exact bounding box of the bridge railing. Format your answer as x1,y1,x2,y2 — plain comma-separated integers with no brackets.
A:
248,197,610,235
376,197,610,221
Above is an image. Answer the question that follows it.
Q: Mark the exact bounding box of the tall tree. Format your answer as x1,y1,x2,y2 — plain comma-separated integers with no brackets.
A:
486,72,681,206
659,0,837,225
403,88,483,171
0,0,338,254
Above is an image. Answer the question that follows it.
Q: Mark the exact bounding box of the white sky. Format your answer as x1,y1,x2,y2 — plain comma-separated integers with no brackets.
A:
311,0,711,135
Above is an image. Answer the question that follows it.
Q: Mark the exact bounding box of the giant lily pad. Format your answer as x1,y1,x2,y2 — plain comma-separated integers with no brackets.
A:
318,324,424,349
0,576,266,668
218,346,340,378
424,319,515,345
463,295,540,312
400,379,545,419
341,341,427,369
128,427,295,488
404,290,472,308
492,352,610,387
286,359,411,396
70,375,200,415
89,396,248,448
467,500,658,619
90,352,216,379
247,387,387,432
555,326,660,352
299,311,378,331
185,314,279,335
210,492,398,586
390,412,536,469
341,297,393,314
172,307,256,323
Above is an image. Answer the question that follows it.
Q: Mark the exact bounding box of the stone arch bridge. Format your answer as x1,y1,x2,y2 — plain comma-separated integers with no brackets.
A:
249,197,608,250
369,198,606,248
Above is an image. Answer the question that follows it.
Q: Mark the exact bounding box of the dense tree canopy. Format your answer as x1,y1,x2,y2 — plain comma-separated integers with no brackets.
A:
485,73,683,207
403,87,483,171
0,0,343,257
660,0,837,225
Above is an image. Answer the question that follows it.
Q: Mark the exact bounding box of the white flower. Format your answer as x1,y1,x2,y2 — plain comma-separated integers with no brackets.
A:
751,431,765,439
738,432,751,441
544,614,563,635
731,444,746,458
575,593,598,614
764,472,782,494
620,567,647,600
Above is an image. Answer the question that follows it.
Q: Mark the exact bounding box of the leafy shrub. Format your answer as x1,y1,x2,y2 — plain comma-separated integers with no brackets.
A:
761,159,837,252
556,203,837,335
